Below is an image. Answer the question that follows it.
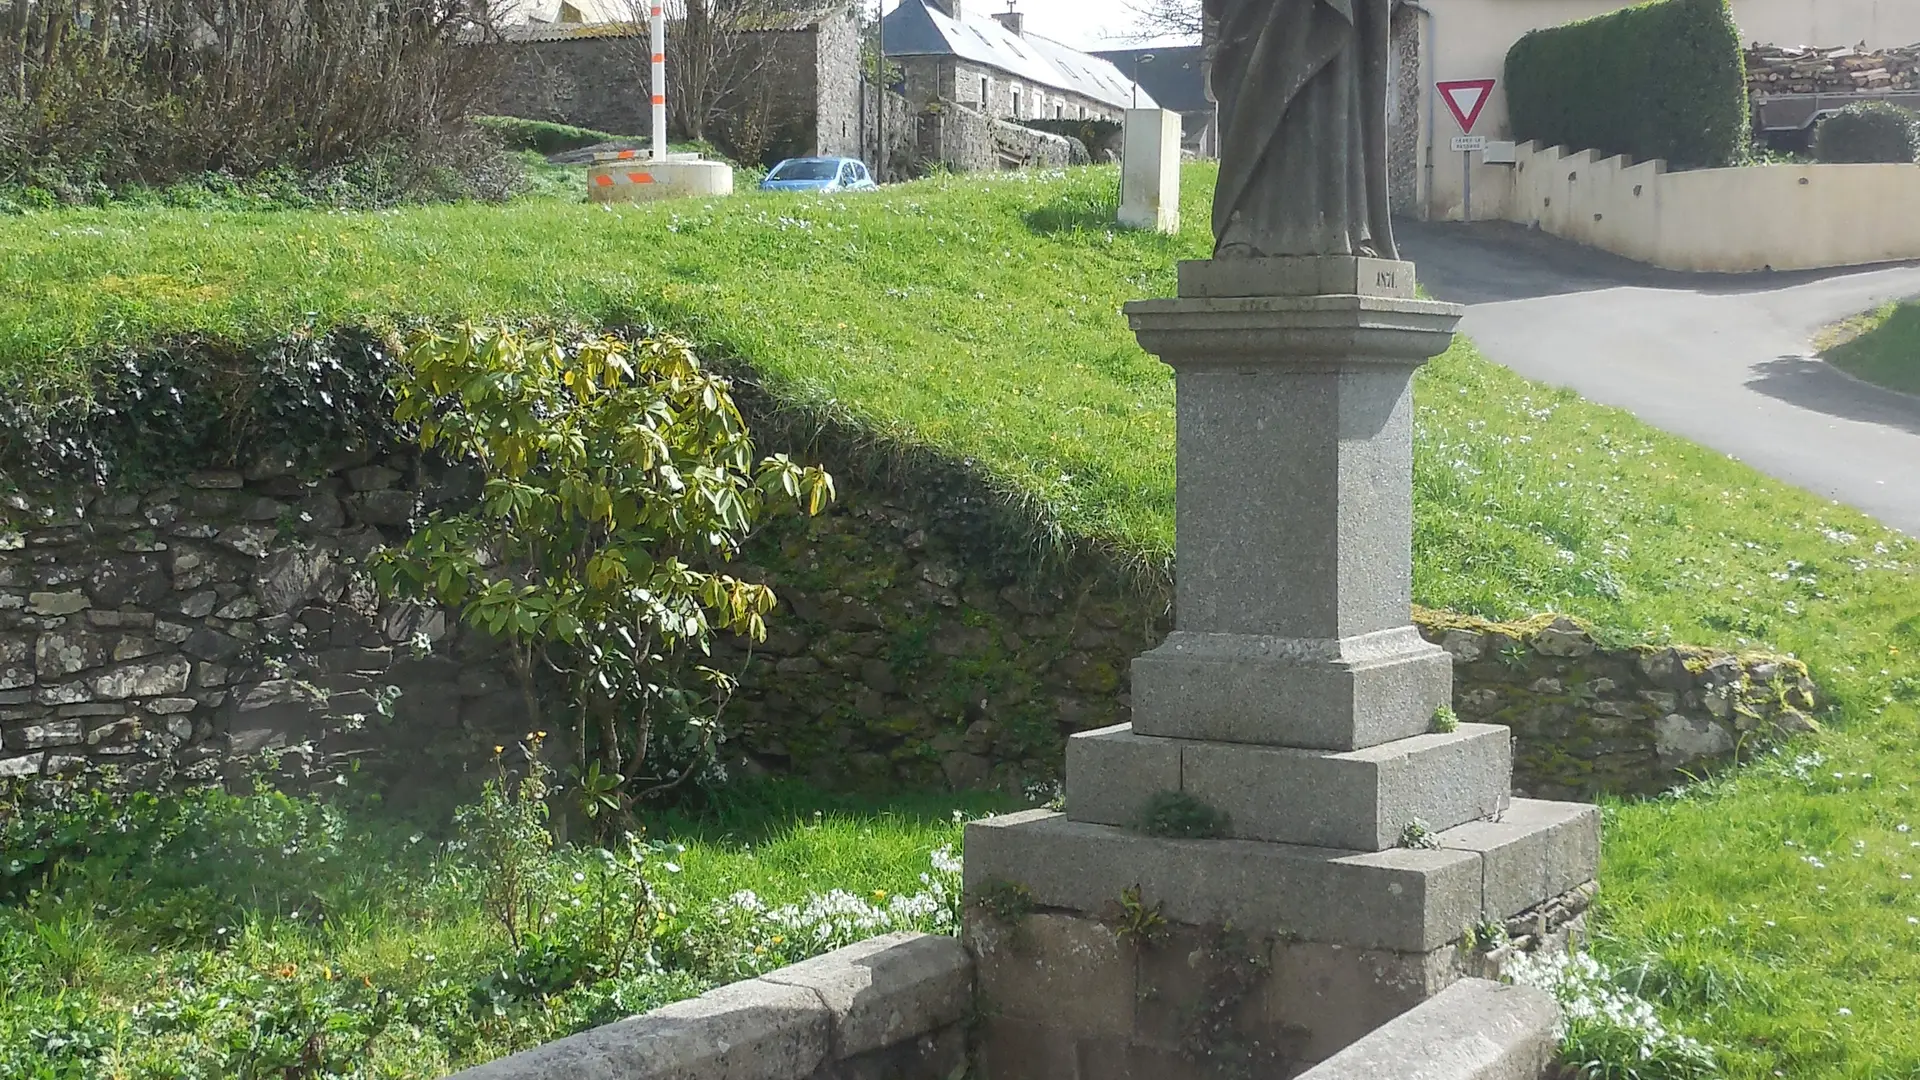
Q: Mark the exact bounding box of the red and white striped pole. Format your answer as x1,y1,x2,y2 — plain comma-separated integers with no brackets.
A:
650,3,667,161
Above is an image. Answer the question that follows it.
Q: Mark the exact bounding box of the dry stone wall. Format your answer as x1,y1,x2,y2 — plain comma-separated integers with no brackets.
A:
0,455,1822,804
0,453,532,798
1424,612,1821,800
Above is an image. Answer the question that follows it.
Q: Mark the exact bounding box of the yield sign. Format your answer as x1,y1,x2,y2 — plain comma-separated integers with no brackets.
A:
1437,79,1496,134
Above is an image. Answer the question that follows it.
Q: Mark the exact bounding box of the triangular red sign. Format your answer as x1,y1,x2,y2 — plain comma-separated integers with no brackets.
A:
1437,79,1496,134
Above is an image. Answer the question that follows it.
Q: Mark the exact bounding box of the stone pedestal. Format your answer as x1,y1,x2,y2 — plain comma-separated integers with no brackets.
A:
964,257,1600,1078
1119,109,1182,234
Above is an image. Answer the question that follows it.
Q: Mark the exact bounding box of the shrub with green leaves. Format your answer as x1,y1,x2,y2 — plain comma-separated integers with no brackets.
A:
1505,0,1748,169
371,326,835,825
1814,103,1920,164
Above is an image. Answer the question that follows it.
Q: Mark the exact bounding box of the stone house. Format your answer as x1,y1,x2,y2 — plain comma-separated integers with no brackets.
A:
1090,44,1215,156
880,0,1154,124
477,3,863,164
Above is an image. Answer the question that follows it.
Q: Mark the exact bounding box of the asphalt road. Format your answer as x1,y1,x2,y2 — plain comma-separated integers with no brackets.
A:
1396,220,1920,536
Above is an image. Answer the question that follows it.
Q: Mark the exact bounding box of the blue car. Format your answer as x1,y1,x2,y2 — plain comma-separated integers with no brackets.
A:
759,157,878,193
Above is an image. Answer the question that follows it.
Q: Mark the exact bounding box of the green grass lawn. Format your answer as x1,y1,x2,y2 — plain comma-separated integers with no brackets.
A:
6,167,1920,1077
0,777,1004,1078
1819,300,1920,396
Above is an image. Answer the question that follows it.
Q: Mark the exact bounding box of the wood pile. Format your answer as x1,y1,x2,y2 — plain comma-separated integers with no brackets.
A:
1746,42,1920,95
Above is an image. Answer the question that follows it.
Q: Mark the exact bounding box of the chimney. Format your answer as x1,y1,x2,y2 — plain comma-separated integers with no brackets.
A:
928,0,964,23
992,2,1021,34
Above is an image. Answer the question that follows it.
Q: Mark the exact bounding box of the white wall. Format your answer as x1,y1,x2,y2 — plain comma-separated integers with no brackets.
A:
1415,0,1920,221
1503,141,1920,272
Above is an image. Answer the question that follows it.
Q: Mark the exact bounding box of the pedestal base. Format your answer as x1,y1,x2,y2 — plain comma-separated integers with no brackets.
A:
1066,721,1512,852
587,157,734,203
1131,628,1454,750
964,805,1598,1079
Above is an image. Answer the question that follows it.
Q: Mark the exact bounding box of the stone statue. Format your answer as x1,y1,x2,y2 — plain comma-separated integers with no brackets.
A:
1203,0,1398,260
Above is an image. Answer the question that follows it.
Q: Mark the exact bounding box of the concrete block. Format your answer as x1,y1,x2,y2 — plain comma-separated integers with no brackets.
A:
970,912,1133,1036
759,931,970,1060
817,1022,967,1080
976,1016,1079,1080
446,976,826,1080
1293,978,1558,1080
1131,628,1452,751
1064,723,1182,827
965,811,1482,953
1436,798,1598,920
1119,108,1181,234
587,156,734,204
1261,941,1462,1063
1522,799,1602,898
1178,256,1417,300
1180,725,1510,851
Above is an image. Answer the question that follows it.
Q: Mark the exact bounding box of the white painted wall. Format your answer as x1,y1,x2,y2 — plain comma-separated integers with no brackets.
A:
1502,141,1920,272
1414,0,1920,221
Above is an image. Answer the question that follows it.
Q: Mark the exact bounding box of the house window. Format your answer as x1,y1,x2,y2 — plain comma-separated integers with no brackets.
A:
1012,89,1020,118
1055,102,1064,119
980,76,990,106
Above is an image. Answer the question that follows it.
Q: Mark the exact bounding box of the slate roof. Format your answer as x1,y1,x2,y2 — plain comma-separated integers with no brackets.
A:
882,0,1156,111
1091,45,1210,114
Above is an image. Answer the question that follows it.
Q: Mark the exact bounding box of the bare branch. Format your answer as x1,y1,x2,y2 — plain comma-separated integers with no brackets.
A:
1114,0,1201,45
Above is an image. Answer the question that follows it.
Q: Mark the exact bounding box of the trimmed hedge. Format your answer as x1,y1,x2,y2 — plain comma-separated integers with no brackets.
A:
1815,102,1920,163
1505,0,1748,169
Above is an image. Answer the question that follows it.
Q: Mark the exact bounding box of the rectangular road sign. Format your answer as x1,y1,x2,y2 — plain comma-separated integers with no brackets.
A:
1451,135,1487,152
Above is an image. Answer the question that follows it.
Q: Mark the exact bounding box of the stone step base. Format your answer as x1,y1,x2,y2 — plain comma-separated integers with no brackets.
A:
964,802,1599,1080
1066,722,1511,852
966,800,1598,955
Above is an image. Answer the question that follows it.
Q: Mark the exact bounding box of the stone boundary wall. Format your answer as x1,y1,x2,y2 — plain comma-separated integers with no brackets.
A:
1296,978,1559,1080
1421,611,1820,800
917,100,1077,173
447,931,970,1080
0,456,531,798
1498,140,1920,273
0,460,1820,803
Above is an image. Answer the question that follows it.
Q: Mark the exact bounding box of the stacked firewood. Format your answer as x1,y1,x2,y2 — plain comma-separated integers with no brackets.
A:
1746,42,1920,95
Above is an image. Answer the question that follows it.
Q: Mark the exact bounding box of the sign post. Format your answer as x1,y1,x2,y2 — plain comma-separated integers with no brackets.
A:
1437,79,1496,222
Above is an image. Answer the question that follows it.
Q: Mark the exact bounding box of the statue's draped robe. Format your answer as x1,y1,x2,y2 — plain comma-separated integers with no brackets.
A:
1205,0,1398,259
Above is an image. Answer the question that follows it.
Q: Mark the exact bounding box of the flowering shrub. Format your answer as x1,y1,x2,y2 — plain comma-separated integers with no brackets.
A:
1504,949,1717,1080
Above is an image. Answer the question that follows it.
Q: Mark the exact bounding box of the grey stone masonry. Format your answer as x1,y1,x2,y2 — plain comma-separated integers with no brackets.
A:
1068,721,1512,852
1131,626,1452,751
965,257,1600,1077
1294,978,1559,1080
450,932,970,1080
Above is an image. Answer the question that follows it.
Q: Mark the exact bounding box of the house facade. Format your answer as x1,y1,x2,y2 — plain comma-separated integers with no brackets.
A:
478,4,862,165
1091,45,1214,155
1411,0,1920,221
881,0,1154,124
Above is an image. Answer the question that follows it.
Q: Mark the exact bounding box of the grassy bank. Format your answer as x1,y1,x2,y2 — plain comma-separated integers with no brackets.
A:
1819,300,1920,396
5,168,1920,1076
0,777,1001,1078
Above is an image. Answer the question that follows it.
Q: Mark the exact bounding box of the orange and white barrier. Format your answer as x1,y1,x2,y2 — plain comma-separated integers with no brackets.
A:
651,3,667,161
581,1,733,204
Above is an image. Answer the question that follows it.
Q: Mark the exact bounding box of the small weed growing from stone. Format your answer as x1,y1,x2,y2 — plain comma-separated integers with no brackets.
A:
1398,818,1441,850
1432,704,1460,734
971,878,1035,926
1137,791,1231,839
1461,916,1509,954
1111,885,1168,947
